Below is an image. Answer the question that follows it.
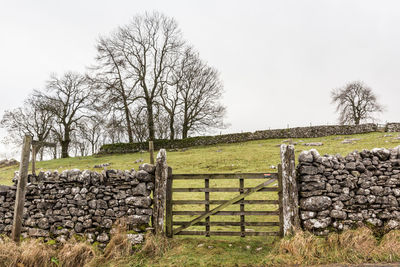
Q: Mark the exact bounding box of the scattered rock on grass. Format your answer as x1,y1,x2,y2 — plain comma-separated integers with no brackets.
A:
304,142,323,146
93,163,110,168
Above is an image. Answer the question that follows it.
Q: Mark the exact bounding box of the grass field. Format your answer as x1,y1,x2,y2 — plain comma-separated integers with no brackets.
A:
1,131,400,266
1,131,399,186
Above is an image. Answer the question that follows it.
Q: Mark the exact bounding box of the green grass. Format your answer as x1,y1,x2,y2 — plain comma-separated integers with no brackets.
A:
1,132,399,186
1,131,400,266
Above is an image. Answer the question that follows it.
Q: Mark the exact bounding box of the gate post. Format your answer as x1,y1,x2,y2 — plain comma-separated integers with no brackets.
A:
153,149,168,235
279,144,300,236
12,134,32,243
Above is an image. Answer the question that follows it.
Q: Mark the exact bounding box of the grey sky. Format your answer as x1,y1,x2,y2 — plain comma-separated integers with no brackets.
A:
1,0,399,157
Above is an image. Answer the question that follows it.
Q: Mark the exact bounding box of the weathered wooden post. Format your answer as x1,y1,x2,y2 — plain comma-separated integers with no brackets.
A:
279,144,300,236
12,134,32,243
165,167,173,237
149,141,155,165
153,149,168,235
31,144,36,176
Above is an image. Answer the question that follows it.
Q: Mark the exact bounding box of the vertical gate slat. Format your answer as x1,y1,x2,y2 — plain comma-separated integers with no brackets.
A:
166,167,173,238
277,164,284,237
240,178,245,237
205,177,210,237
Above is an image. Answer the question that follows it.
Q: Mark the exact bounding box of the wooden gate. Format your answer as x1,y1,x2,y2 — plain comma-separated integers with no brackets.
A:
165,168,283,237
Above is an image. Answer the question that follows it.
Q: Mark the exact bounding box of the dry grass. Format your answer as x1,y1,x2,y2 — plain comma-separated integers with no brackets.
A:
0,237,55,267
0,227,400,266
374,230,400,262
103,221,131,260
140,232,172,258
58,239,95,267
273,230,327,265
268,227,400,265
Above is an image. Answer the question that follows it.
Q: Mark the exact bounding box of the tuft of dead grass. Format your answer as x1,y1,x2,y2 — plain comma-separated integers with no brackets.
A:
58,239,95,267
274,230,326,265
374,229,400,262
18,239,56,267
269,227,400,265
0,237,55,267
140,232,172,258
324,227,376,264
104,221,131,260
0,237,19,267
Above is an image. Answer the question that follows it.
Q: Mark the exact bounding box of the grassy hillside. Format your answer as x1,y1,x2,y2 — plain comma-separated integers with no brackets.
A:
1,131,399,186
1,131,400,266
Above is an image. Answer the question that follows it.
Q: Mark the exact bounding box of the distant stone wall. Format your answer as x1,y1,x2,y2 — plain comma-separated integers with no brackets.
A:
100,123,378,154
297,146,400,235
0,159,18,168
386,123,400,133
0,164,156,246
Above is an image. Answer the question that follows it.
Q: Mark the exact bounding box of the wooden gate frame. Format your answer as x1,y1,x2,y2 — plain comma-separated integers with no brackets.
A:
165,173,281,237
162,144,299,238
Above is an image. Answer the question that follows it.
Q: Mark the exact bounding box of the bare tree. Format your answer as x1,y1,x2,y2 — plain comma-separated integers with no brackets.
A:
159,48,191,140
100,11,184,141
104,113,127,144
178,50,226,138
130,107,148,142
90,36,138,143
1,93,54,159
331,81,384,125
77,116,104,155
37,72,93,158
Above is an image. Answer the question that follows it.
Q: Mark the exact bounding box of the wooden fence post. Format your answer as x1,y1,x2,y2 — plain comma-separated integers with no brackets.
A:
280,144,300,236
31,145,36,176
165,167,173,237
12,134,32,243
149,141,155,165
153,149,168,235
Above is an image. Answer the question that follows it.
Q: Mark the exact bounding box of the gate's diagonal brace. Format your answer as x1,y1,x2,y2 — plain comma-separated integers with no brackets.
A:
173,177,277,235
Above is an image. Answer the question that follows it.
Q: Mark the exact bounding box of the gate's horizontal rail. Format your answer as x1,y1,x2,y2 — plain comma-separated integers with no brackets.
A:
173,221,280,226
173,210,280,216
175,231,280,236
172,173,278,180
172,200,279,205
172,187,279,192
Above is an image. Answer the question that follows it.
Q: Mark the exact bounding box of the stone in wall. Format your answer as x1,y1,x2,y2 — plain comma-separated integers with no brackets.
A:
297,146,400,235
0,164,156,246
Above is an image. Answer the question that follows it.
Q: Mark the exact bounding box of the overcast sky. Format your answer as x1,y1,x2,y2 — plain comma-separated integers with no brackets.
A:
1,0,399,157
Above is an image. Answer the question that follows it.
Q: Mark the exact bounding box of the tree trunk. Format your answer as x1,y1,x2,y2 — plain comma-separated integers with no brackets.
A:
123,101,133,143
61,131,70,158
169,116,175,140
182,123,189,139
147,102,155,141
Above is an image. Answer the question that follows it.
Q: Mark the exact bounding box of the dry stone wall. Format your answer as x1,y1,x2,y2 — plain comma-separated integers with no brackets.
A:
0,164,156,246
298,146,400,235
100,123,378,153
386,123,400,133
